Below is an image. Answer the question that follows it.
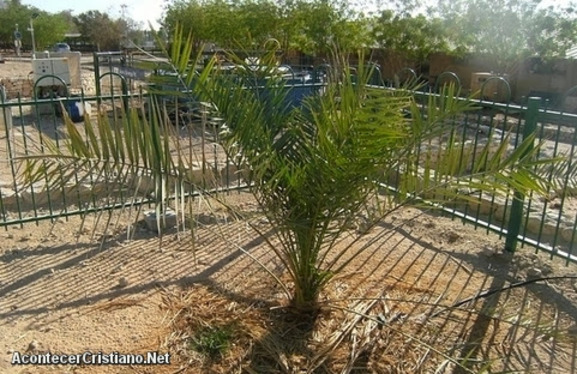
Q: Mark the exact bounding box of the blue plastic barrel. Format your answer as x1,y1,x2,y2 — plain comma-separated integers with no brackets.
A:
66,98,85,123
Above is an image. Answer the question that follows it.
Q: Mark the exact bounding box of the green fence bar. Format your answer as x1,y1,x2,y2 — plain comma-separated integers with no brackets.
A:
505,97,540,252
2,65,577,264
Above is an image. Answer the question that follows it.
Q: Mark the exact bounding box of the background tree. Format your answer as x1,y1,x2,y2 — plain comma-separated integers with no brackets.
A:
163,0,209,54
162,0,369,58
0,1,69,51
31,13,70,50
0,0,27,48
160,0,577,71
234,0,281,49
370,11,449,64
54,10,78,34
163,0,283,54
118,16,147,49
285,0,356,56
431,0,577,73
74,11,124,51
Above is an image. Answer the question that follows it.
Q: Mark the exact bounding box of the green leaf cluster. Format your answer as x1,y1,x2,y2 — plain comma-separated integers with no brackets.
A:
0,1,70,50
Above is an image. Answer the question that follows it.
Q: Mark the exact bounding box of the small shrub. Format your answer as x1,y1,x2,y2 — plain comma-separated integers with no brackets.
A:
189,324,234,359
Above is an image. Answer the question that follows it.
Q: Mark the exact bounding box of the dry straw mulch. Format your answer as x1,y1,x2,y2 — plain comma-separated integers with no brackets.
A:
156,207,577,373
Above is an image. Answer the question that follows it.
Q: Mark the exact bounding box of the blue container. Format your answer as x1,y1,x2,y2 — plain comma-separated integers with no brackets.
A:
66,98,86,123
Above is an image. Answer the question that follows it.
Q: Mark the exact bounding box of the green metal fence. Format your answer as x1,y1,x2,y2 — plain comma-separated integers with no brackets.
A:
0,71,243,229
388,74,577,265
2,66,577,265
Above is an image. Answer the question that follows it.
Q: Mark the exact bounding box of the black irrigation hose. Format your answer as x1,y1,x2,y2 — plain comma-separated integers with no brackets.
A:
432,275,577,318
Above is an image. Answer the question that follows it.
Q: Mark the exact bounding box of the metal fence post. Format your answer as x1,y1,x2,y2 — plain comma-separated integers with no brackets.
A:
93,52,101,100
505,96,540,252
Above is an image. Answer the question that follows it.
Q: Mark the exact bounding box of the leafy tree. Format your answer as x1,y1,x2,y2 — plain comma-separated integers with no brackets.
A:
118,17,147,48
74,11,124,51
162,0,369,57
286,0,358,56
234,0,282,49
163,0,279,54
163,0,202,52
32,13,70,50
431,0,577,72
0,1,68,51
370,11,449,64
0,0,28,47
55,10,79,34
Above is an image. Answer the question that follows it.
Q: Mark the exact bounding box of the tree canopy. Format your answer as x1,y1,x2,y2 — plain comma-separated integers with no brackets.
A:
0,0,70,51
73,11,124,51
2,0,576,70
370,11,449,63
431,0,577,72
71,9,149,51
160,0,577,70
162,0,370,56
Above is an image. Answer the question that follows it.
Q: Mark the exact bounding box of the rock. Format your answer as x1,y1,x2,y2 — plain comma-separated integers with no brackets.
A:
144,209,178,233
525,215,541,235
444,230,462,244
493,201,511,223
118,277,129,288
0,188,17,210
526,267,543,279
474,198,495,216
540,263,554,276
26,340,39,352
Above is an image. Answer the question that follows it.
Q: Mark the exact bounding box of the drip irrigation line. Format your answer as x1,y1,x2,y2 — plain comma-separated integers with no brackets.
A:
432,275,577,318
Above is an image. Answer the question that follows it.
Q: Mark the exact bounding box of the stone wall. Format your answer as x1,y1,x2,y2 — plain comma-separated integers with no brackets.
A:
0,71,126,99
0,77,33,99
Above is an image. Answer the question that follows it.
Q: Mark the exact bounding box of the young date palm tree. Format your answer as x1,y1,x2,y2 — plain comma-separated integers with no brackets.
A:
192,47,574,312
21,29,577,314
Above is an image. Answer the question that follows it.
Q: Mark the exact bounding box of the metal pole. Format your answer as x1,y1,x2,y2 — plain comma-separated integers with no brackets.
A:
30,18,36,58
14,24,21,57
504,96,540,252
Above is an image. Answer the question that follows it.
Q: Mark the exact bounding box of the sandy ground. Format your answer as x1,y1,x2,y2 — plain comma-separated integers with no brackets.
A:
0,192,576,373
0,60,34,80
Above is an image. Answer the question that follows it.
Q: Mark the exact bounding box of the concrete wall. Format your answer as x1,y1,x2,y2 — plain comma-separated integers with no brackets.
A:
513,58,577,109
429,52,577,110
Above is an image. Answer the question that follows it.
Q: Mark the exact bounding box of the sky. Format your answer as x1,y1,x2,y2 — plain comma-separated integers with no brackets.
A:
20,0,164,29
